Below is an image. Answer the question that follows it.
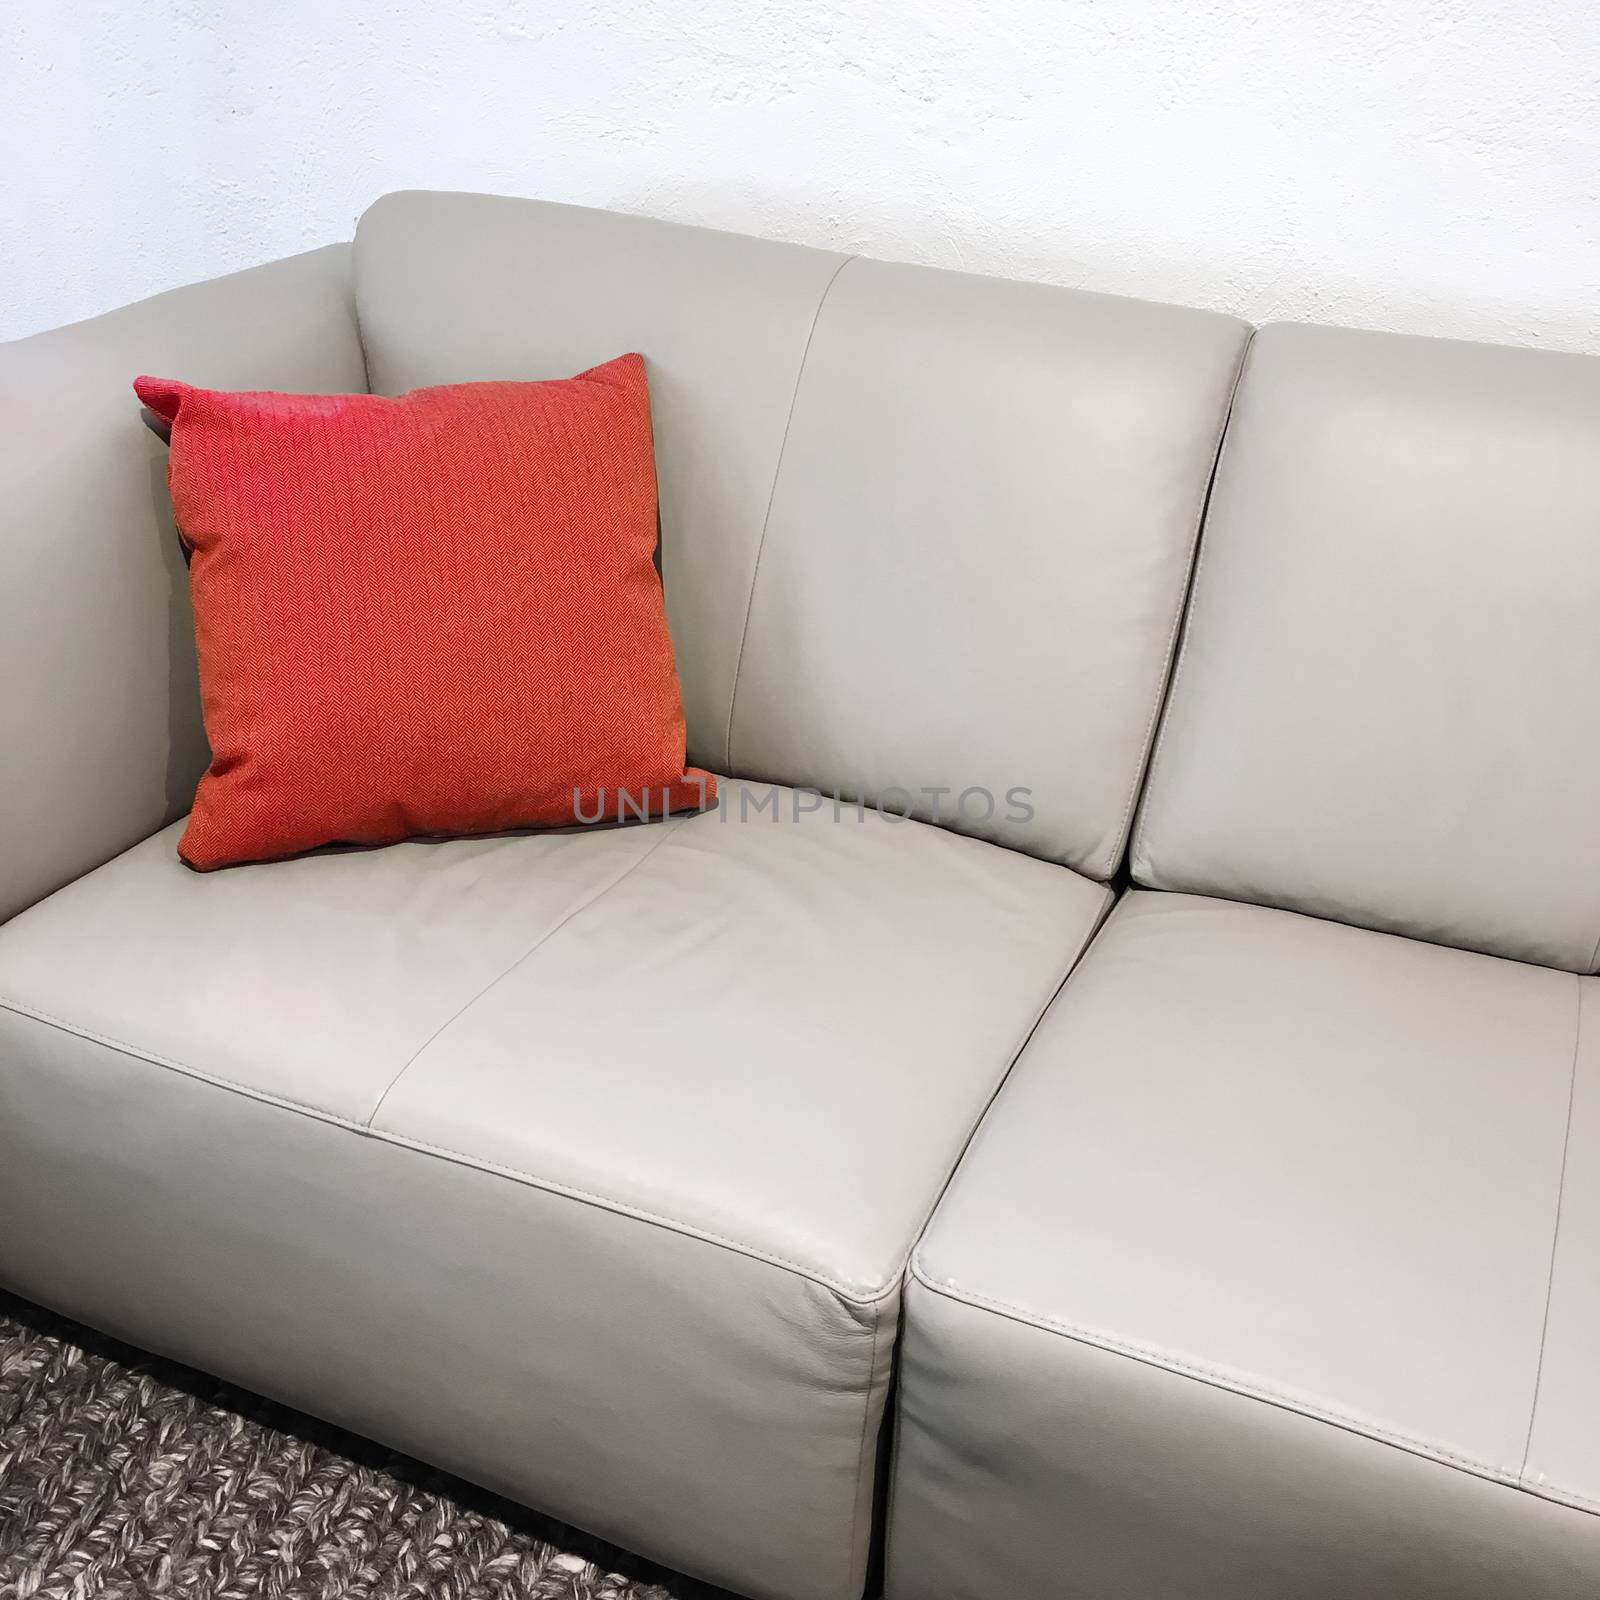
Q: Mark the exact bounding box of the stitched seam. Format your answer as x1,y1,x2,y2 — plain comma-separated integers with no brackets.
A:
722,253,857,772
842,1294,889,1598
1530,1480,1600,1514
364,1126,892,1301
1588,921,1600,975
1121,326,1257,883
1520,975,1585,1485
363,816,690,1127
908,1259,1522,1485
0,994,888,1304
0,998,372,1131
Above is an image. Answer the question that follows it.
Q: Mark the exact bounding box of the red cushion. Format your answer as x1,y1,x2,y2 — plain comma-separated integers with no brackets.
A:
135,355,713,870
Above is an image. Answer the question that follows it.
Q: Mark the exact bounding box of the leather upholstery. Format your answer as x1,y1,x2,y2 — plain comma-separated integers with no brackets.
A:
0,245,366,925
892,1279,1600,1600
1133,321,1600,971
888,891,1600,1597
0,782,1110,1600
1525,982,1600,1515
353,192,1250,873
726,255,1249,870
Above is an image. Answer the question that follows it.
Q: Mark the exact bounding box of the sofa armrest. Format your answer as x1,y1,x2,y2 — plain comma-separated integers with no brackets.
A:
0,245,367,922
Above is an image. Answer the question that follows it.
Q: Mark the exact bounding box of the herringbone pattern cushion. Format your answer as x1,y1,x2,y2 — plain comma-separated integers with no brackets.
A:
135,356,711,871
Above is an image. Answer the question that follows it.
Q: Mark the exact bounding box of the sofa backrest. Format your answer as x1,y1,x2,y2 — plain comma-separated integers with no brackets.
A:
353,191,1248,876
1133,322,1600,972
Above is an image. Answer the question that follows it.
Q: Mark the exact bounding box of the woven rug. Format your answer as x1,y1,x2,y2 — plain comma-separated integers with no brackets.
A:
0,1291,722,1600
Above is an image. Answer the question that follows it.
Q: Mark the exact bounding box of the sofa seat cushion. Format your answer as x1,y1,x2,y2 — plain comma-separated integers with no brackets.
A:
0,780,1109,1600
890,890,1600,1599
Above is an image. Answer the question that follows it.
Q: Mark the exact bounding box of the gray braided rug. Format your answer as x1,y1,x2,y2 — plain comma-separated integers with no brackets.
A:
0,1291,722,1600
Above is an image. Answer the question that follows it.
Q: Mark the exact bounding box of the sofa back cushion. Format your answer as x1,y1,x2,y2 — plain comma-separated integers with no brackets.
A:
354,191,1249,873
725,255,1248,875
1133,322,1600,971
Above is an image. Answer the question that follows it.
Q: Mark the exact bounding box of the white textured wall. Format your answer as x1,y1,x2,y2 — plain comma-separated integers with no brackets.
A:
5,1,1598,350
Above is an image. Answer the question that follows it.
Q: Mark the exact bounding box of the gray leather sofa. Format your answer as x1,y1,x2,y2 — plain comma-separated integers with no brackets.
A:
1,190,1595,1600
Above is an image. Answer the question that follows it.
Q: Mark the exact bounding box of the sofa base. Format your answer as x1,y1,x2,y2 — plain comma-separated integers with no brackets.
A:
2,1020,891,1600
888,1277,1600,1600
